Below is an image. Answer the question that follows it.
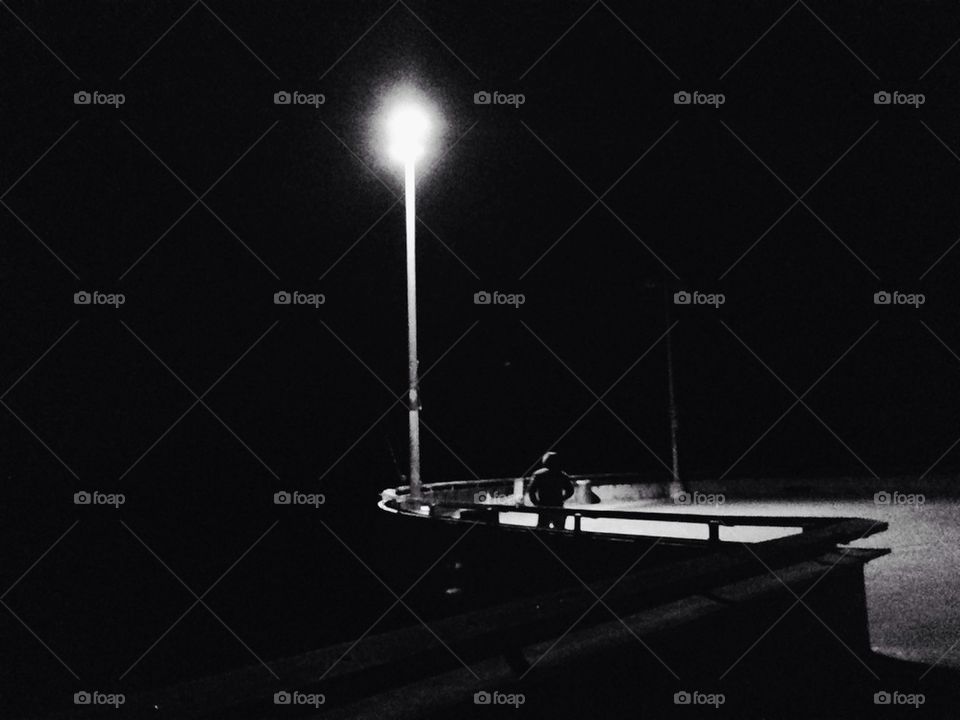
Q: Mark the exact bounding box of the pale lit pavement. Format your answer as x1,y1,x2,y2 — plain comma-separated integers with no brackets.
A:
496,496,960,671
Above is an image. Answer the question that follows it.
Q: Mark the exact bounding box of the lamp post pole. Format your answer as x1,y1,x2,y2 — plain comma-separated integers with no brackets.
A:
387,99,431,501
405,159,421,500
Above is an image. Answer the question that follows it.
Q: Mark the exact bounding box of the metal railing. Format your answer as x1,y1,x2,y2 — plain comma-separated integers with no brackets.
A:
433,501,839,543
379,475,863,545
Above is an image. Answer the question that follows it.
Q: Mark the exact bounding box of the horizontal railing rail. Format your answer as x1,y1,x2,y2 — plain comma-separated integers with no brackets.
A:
384,471,654,498
422,501,837,542
380,475,868,543
436,501,836,527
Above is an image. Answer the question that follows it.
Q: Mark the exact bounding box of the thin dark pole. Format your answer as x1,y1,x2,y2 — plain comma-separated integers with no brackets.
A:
663,283,682,497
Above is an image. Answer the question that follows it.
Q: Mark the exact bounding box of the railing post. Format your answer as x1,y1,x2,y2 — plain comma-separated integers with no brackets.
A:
708,520,720,544
513,477,525,504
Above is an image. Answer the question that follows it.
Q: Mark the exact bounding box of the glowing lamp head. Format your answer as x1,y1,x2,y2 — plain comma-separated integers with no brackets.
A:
386,103,431,164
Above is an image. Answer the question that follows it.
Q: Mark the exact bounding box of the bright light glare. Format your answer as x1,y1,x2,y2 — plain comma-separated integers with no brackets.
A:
387,103,431,164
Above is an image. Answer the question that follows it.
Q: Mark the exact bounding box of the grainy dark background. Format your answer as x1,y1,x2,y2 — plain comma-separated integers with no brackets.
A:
2,0,960,715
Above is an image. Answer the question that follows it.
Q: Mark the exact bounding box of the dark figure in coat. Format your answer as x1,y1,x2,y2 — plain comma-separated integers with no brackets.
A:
528,452,574,529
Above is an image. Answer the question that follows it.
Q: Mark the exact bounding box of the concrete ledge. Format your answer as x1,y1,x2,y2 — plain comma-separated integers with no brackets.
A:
84,523,888,720
324,547,884,719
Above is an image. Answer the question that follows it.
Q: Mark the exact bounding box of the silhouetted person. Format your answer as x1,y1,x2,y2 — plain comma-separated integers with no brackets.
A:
528,452,574,529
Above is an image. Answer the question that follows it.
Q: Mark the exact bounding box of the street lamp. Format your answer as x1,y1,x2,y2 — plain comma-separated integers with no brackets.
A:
386,101,433,501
